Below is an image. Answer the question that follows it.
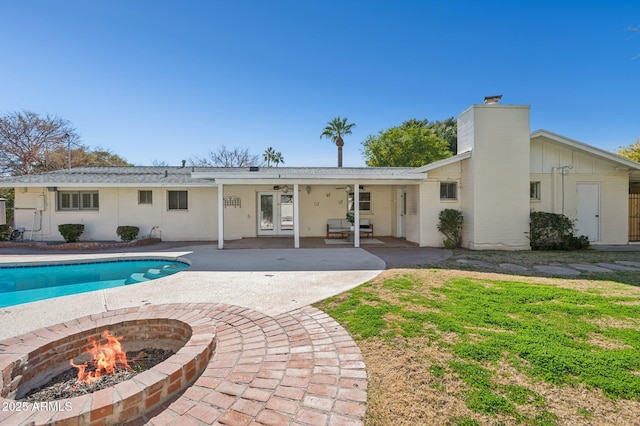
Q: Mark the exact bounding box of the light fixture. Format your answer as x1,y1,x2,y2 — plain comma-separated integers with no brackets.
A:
305,185,311,194
345,185,352,193
282,185,289,193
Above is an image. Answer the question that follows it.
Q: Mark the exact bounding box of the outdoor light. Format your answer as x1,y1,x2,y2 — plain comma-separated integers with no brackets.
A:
306,185,311,194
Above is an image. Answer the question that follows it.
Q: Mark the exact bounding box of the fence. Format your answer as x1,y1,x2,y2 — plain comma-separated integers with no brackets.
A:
630,194,640,242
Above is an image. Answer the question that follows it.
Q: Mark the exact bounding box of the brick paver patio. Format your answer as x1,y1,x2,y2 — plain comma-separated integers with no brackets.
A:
137,304,367,425
0,303,367,425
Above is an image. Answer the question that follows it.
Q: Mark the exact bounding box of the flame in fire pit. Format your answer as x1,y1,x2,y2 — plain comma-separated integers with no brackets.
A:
70,330,131,384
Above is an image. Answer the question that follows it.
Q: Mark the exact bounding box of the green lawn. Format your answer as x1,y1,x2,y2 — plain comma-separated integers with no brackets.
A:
316,269,640,425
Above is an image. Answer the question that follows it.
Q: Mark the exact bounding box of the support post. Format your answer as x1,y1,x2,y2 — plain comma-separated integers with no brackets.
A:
293,183,300,248
354,182,360,248
217,183,224,249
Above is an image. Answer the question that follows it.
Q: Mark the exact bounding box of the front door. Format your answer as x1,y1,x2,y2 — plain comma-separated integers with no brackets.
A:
257,192,294,236
397,188,406,238
576,183,600,242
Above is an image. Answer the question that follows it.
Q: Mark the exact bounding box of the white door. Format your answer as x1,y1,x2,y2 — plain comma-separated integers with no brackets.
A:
257,192,294,236
397,188,406,238
576,183,600,242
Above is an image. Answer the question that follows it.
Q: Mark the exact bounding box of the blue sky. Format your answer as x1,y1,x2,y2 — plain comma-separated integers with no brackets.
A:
1,1,638,167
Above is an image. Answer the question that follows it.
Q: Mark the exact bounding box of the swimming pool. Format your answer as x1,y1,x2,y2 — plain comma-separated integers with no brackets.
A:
0,259,189,308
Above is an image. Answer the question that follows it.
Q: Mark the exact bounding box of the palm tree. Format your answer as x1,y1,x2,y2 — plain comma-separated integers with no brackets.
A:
272,151,284,167
320,116,356,168
263,147,276,167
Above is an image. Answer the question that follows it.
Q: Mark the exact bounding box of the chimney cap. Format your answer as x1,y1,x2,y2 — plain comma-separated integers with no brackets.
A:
484,95,502,104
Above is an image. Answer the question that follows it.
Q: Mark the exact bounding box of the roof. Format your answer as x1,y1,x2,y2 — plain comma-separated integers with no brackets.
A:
531,130,640,171
411,151,472,173
0,166,424,187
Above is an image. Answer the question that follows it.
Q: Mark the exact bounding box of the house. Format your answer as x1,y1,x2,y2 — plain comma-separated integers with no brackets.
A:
1,100,639,249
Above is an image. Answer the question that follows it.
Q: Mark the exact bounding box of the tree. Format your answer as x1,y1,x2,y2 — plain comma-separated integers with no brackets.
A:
263,147,276,167
35,146,130,171
362,119,453,167
263,147,285,167
618,138,640,162
272,151,284,167
0,110,79,176
189,145,260,167
320,117,356,168
428,117,458,153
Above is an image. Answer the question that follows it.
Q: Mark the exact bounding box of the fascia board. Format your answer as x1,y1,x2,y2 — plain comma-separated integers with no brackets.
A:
214,177,426,185
412,151,472,173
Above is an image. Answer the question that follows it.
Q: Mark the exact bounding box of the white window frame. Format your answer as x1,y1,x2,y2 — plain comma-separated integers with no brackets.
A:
530,182,541,200
348,191,372,213
58,191,99,211
168,190,188,211
138,190,153,205
440,182,457,200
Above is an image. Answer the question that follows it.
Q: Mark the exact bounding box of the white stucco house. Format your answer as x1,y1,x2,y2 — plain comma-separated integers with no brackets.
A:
2,100,639,250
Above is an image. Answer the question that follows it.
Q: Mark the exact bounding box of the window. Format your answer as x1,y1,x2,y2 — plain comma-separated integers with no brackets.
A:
348,192,372,212
138,190,153,205
530,182,541,200
440,182,457,200
58,191,99,210
168,190,188,210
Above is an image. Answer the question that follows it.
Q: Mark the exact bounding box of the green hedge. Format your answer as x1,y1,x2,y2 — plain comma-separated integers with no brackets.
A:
58,224,84,243
437,209,464,248
529,212,590,250
116,226,139,242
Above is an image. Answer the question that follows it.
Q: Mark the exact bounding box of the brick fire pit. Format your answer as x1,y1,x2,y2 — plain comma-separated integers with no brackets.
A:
0,303,368,425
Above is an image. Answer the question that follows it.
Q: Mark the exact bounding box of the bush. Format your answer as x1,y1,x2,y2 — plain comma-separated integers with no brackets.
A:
529,212,590,250
437,209,464,248
116,226,139,242
58,224,84,243
0,224,10,241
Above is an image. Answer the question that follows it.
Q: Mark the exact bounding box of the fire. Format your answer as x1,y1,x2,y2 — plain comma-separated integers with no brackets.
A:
70,330,131,385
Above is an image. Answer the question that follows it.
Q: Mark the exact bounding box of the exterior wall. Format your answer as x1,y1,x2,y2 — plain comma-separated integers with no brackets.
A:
419,162,463,247
530,138,630,244
13,184,402,242
13,187,218,242
298,185,395,237
458,104,531,250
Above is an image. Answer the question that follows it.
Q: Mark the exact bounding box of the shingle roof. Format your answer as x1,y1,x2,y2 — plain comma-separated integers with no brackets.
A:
0,166,420,187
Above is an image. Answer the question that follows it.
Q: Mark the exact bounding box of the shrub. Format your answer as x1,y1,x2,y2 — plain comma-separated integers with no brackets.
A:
437,209,464,248
116,226,139,242
58,224,84,243
529,212,590,250
0,224,10,241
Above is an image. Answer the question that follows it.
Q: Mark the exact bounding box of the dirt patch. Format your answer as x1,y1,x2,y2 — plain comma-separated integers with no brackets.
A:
587,333,633,350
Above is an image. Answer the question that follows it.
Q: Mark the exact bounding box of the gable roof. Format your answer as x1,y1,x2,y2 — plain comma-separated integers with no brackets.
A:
411,151,472,173
531,130,640,171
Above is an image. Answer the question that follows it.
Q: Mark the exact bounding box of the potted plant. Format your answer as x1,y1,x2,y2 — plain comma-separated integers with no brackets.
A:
345,212,355,231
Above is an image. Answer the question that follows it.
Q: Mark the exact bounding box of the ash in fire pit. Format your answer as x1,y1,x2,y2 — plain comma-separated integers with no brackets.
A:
21,348,174,402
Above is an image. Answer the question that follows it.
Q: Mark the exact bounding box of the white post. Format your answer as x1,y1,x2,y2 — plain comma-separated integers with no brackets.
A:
217,183,224,249
354,182,360,248
293,183,300,248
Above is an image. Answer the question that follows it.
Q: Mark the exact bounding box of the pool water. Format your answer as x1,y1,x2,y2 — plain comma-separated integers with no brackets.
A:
0,259,189,308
